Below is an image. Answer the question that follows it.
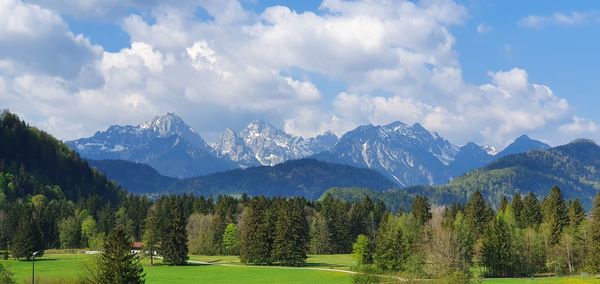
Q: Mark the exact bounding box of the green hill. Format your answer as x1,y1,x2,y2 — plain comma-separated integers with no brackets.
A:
166,159,396,200
0,111,123,205
440,139,600,208
325,139,600,210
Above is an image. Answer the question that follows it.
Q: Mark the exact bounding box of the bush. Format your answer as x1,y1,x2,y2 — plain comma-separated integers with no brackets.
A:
0,263,15,284
352,265,380,284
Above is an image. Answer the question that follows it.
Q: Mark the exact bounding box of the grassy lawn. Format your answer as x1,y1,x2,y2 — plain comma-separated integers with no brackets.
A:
188,254,355,270
1,254,90,283
144,263,352,284
1,253,353,284
3,253,599,284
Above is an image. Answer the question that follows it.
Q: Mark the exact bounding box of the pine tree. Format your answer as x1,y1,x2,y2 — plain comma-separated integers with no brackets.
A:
541,186,568,245
586,193,600,273
95,226,145,284
464,191,492,238
10,217,34,260
240,197,273,264
411,195,432,225
567,199,585,229
161,201,188,265
321,194,351,253
309,212,329,254
511,193,524,228
480,216,513,277
522,192,542,228
374,214,406,272
272,199,309,266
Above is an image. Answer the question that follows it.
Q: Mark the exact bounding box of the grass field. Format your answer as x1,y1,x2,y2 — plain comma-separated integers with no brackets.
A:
2,253,600,283
1,253,354,284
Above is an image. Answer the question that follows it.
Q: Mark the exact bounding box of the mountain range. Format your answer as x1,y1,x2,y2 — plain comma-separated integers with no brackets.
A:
89,158,395,199
67,112,550,187
325,139,600,210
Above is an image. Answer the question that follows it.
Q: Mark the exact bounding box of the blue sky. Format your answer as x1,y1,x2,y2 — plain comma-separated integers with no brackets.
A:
65,0,600,113
2,0,599,147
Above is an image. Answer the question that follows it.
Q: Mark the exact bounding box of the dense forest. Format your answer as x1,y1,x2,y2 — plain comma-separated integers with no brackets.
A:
1,110,600,282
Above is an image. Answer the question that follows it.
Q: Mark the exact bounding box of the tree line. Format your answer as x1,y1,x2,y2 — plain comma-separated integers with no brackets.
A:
352,186,600,280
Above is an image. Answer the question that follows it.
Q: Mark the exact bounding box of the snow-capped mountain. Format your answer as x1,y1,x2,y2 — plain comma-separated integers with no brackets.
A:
313,122,459,186
213,120,339,167
67,113,236,178
313,121,550,187
68,112,550,185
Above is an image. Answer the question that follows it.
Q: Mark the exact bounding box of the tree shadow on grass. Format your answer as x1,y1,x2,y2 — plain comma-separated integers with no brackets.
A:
146,262,209,267
18,258,59,262
303,262,347,268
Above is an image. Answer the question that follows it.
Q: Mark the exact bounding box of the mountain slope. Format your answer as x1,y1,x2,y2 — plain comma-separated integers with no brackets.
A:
441,139,600,208
165,159,395,199
67,113,237,178
87,159,176,194
495,134,550,159
314,122,458,186
213,120,338,167
0,111,122,204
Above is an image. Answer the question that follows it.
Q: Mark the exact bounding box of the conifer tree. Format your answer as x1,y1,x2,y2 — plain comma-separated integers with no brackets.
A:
511,193,524,228
374,214,406,271
272,199,309,266
321,194,351,253
586,193,600,273
95,226,145,284
411,195,432,225
480,216,513,277
10,217,34,260
240,197,273,264
309,212,329,254
464,191,492,238
522,192,542,228
541,186,568,245
161,201,188,265
567,199,585,229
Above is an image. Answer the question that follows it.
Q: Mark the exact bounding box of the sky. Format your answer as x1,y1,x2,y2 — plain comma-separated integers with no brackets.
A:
1,0,599,148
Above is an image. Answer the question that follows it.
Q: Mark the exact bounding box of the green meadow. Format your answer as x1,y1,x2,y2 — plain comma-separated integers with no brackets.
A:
2,253,599,283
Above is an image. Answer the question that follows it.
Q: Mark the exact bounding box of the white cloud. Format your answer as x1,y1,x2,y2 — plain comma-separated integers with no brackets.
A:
0,0,597,147
559,116,598,136
519,11,600,29
0,0,101,79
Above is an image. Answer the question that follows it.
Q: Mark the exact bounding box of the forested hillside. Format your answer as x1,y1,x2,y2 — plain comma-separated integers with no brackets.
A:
440,139,600,208
0,110,127,258
166,159,396,199
0,111,122,204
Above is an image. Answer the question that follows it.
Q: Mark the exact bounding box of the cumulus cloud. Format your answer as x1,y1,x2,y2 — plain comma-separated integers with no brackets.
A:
519,11,600,29
0,0,597,147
